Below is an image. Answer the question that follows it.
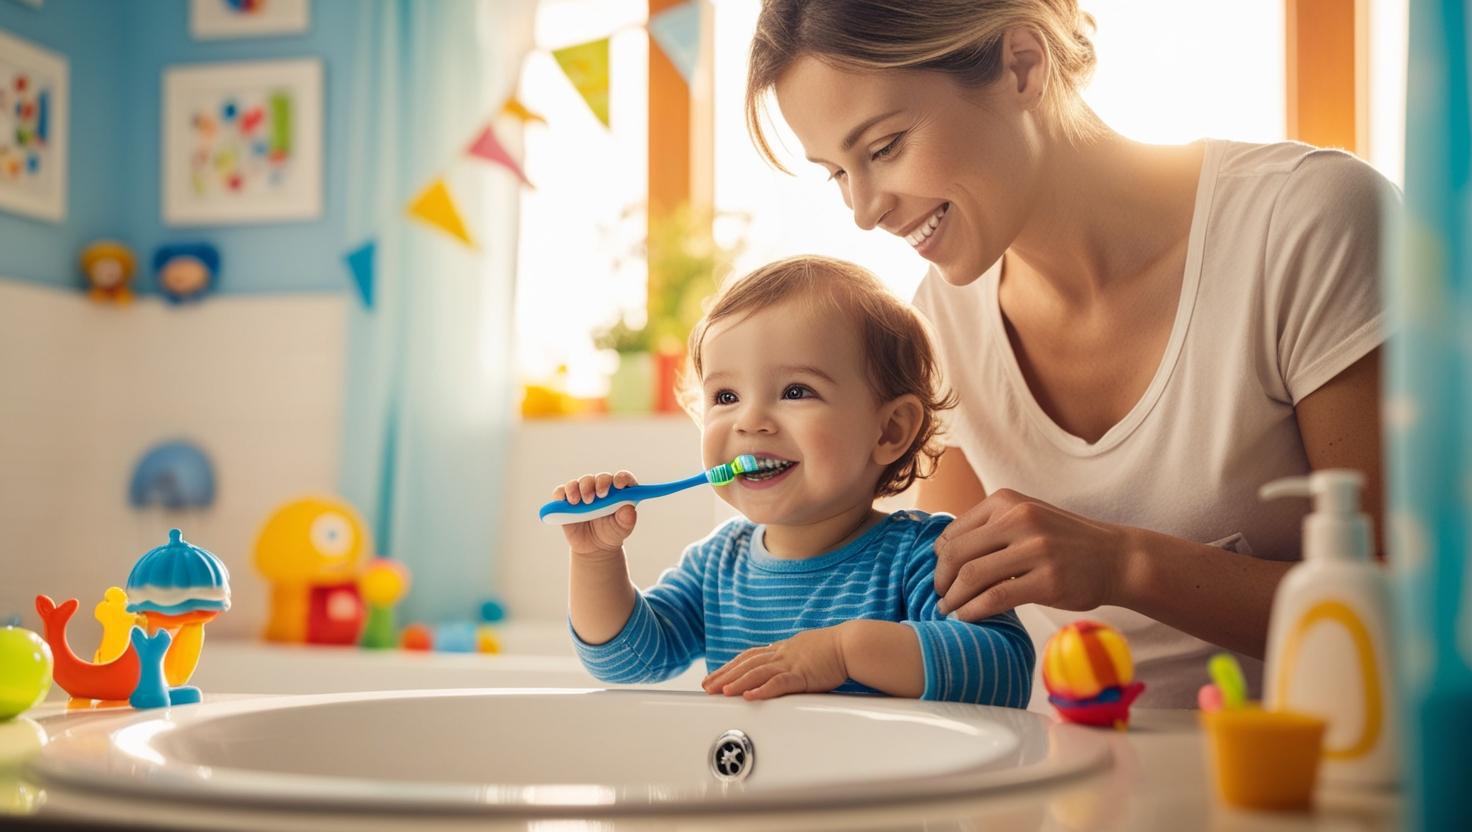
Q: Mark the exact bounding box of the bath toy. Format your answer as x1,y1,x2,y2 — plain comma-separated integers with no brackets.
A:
0,627,52,720
359,558,410,650
152,242,219,304
435,622,476,653
93,587,140,663
127,628,198,710
35,596,140,706
128,440,216,510
80,240,137,304
254,496,370,644
479,598,506,623
126,529,231,689
401,623,432,651
539,454,765,524
1041,619,1145,729
476,625,501,655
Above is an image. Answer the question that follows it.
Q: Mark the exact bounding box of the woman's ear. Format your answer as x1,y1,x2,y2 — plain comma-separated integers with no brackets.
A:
1002,27,1049,110
873,394,925,466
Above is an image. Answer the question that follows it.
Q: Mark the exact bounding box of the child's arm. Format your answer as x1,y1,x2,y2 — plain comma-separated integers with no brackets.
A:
704,517,1034,706
557,470,707,683
558,470,640,644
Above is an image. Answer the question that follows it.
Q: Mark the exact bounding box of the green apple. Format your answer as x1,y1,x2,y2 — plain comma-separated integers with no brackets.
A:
0,628,52,720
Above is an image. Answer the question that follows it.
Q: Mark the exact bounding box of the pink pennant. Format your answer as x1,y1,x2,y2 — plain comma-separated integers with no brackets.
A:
466,124,532,188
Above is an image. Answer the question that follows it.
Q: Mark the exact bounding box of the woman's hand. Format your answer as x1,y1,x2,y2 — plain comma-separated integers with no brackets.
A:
702,627,849,700
934,489,1135,621
553,470,639,557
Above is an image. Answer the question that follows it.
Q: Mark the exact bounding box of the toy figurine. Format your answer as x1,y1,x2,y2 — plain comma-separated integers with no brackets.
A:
80,240,137,304
254,496,369,645
152,242,220,304
359,558,410,650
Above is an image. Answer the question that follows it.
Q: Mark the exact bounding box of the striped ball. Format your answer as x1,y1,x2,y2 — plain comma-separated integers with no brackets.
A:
1041,619,1134,700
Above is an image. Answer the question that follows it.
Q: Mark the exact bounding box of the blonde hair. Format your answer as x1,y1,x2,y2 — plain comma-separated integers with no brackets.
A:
746,0,1101,170
685,255,956,498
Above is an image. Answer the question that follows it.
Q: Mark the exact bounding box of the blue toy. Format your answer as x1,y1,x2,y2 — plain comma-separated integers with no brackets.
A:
539,455,779,525
152,243,220,304
129,440,216,510
434,622,477,654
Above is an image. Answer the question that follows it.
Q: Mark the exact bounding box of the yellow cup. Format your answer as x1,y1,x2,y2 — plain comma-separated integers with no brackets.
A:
1201,707,1326,811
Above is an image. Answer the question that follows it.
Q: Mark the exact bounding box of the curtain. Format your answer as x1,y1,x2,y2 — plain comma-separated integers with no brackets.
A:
340,0,536,624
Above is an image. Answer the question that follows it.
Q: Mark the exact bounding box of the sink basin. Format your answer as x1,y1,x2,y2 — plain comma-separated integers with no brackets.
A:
30,689,1110,814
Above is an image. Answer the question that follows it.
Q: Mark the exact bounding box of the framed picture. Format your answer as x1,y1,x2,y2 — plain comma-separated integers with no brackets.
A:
162,58,322,226
0,27,68,222
190,0,310,40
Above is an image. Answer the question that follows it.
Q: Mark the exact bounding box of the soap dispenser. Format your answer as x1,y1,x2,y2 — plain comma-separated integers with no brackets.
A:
1261,469,1398,788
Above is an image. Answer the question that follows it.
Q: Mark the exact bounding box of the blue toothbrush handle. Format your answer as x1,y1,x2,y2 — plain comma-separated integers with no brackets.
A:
539,472,709,525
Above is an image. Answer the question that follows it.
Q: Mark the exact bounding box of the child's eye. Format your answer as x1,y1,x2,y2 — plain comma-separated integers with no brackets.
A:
782,384,813,400
712,390,738,406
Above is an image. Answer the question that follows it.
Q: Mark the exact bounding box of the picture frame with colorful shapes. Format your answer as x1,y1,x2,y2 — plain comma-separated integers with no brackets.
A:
161,58,322,226
0,26,68,221
190,0,310,41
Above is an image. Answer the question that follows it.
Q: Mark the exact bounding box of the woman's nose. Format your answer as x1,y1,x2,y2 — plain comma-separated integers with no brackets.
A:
848,175,893,231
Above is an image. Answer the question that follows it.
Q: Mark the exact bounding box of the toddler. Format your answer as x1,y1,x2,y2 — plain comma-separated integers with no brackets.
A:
552,255,1033,705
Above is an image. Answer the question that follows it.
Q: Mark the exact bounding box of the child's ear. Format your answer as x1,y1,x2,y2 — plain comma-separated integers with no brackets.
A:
873,394,924,466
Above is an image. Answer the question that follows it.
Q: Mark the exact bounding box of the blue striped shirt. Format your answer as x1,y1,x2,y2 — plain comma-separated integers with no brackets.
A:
572,510,1034,707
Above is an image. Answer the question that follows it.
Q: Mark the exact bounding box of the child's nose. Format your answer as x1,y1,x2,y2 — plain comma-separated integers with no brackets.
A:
734,405,777,435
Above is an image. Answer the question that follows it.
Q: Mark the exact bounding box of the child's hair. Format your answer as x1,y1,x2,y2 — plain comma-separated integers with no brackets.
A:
684,255,956,498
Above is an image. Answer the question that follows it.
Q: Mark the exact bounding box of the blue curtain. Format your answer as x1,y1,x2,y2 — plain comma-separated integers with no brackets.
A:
1390,1,1472,829
341,0,535,624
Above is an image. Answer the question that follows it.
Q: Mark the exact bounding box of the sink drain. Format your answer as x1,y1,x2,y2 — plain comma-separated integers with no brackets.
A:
709,729,755,782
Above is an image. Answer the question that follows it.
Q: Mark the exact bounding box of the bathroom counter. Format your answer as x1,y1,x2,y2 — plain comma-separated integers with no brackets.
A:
2,702,1401,831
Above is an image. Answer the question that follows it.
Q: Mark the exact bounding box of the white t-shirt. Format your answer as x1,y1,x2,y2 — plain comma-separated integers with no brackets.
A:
912,140,1393,708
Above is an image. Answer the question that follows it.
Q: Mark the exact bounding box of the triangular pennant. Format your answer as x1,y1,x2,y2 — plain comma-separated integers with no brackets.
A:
501,96,546,126
552,38,611,128
344,240,376,309
467,123,532,188
406,179,476,248
649,1,701,85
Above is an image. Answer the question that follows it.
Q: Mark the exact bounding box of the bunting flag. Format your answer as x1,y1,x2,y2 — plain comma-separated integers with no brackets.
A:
649,0,701,85
552,38,611,127
501,96,546,125
344,240,377,309
467,123,532,188
407,179,476,249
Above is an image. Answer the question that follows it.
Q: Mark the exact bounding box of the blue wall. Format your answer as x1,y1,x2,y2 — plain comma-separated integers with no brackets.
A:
0,0,359,295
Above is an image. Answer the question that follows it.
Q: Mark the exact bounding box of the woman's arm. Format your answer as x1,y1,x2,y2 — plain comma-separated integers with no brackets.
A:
1292,348,1384,556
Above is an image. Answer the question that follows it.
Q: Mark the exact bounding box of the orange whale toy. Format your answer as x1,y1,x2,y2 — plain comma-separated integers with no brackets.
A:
35,595,141,705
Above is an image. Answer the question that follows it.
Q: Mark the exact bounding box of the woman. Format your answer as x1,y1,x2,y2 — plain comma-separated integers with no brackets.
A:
745,0,1394,707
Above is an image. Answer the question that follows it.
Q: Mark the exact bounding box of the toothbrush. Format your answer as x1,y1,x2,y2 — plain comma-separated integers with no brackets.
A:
539,454,770,525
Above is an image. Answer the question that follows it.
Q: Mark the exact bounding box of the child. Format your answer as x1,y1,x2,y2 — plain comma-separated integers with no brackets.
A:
552,255,1033,705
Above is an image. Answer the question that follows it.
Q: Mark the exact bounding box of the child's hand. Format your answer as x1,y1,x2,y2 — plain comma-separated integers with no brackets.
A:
554,470,639,557
701,626,849,700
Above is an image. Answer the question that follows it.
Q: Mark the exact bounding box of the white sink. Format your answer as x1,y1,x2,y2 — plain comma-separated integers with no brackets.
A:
30,689,1110,814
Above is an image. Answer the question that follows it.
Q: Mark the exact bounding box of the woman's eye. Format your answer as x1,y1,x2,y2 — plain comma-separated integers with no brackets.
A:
872,133,904,161
713,390,738,406
782,384,812,400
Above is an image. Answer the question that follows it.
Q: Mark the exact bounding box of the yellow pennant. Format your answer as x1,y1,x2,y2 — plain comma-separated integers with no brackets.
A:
552,38,610,127
406,179,476,249
501,96,546,125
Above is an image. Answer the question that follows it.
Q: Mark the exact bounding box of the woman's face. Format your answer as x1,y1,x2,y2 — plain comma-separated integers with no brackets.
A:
774,55,1045,286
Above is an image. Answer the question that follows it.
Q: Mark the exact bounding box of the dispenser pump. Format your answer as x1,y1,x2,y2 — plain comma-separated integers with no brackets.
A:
1259,469,1372,562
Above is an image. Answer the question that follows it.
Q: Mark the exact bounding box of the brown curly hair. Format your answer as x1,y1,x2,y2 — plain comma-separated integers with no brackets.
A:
685,255,956,497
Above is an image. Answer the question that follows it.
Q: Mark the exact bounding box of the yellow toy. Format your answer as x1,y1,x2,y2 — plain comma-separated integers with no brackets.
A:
253,496,370,644
476,625,501,655
359,558,410,650
93,587,140,664
1041,619,1145,729
80,240,137,304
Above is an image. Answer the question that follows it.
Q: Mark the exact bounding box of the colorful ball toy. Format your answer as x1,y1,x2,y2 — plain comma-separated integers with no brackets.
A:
0,627,53,720
1042,619,1145,729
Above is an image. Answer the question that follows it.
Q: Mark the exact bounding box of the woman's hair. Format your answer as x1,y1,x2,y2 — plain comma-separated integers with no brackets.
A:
746,0,1101,169
685,255,957,498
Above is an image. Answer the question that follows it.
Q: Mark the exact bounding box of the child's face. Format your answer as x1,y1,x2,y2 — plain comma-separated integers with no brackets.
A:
698,297,891,526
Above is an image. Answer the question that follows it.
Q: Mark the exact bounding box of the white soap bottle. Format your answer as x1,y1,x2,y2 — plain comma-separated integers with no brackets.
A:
1261,469,1398,788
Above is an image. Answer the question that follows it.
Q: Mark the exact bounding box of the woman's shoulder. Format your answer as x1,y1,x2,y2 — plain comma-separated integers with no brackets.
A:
1208,139,1397,218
